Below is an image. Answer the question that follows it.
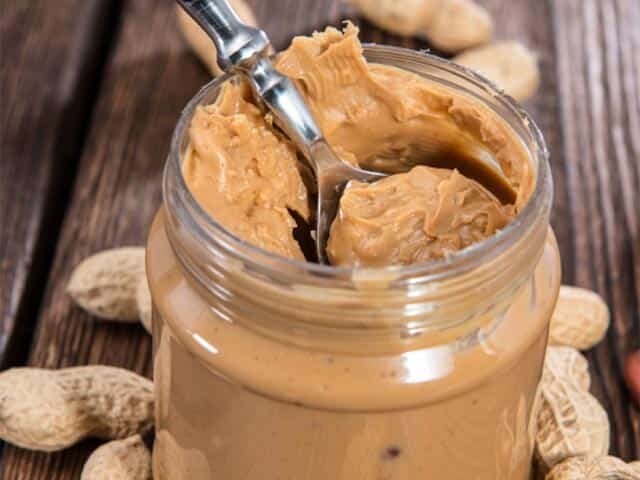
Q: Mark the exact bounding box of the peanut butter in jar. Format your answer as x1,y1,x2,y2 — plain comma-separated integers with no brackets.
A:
149,25,559,480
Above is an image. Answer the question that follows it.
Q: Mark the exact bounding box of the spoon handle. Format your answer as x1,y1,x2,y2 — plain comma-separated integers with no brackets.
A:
177,0,324,161
249,57,325,160
177,0,360,264
176,0,270,71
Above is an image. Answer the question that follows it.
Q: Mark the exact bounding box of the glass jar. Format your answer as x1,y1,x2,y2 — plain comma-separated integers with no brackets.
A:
148,45,560,480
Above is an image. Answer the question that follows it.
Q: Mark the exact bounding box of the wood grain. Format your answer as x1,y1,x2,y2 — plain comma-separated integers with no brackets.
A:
550,0,640,458
0,0,120,368
0,0,638,477
0,0,205,477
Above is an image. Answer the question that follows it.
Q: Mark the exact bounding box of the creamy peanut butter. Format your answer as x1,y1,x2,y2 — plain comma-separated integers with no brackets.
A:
183,24,533,266
185,83,309,260
149,216,560,480
327,166,514,266
151,23,559,480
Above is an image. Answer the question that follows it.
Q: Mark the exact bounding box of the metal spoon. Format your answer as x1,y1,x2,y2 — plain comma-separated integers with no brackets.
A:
177,0,386,263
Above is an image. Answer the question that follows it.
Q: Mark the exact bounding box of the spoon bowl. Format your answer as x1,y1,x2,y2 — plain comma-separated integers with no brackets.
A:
309,142,387,263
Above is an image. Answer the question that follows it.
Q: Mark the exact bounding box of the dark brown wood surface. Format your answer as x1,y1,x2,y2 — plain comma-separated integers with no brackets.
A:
0,0,120,369
1,0,638,477
548,0,640,456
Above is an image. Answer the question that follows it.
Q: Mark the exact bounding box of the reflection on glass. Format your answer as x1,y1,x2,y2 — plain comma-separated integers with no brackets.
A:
401,345,454,384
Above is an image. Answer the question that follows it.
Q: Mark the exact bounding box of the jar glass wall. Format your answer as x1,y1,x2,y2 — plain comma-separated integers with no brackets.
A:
148,46,560,480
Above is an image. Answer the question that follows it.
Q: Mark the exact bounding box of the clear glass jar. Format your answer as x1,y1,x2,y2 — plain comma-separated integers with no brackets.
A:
148,45,560,480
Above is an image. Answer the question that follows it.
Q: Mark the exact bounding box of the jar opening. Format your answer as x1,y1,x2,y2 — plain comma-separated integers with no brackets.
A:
164,45,551,292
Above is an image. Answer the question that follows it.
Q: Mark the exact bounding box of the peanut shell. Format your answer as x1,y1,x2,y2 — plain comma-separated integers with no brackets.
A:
535,378,610,474
544,346,591,391
0,366,153,452
454,41,540,102
548,286,610,351
81,435,152,480
545,455,640,480
349,0,493,53
67,247,146,321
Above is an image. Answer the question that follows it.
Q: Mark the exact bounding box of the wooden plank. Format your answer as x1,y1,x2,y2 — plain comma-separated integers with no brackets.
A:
0,0,208,477
550,0,640,458
0,0,121,368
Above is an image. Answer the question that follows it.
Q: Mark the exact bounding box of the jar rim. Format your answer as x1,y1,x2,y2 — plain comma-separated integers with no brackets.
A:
164,44,551,288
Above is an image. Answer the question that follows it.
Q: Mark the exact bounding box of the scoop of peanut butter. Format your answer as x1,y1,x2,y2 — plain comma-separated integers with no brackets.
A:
327,167,514,266
185,82,310,260
183,24,532,267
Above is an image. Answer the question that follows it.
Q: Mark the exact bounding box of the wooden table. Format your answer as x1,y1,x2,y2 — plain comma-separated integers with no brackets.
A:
1,0,638,477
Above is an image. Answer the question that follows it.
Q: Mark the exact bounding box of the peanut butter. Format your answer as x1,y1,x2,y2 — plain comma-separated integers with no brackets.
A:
327,167,514,266
183,24,533,266
149,217,560,480
185,83,309,260
151,23,559,480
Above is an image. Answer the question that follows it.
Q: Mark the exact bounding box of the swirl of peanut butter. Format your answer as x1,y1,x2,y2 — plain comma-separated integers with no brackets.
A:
183,24,532,267
185,83,310,260
327,167,514,266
